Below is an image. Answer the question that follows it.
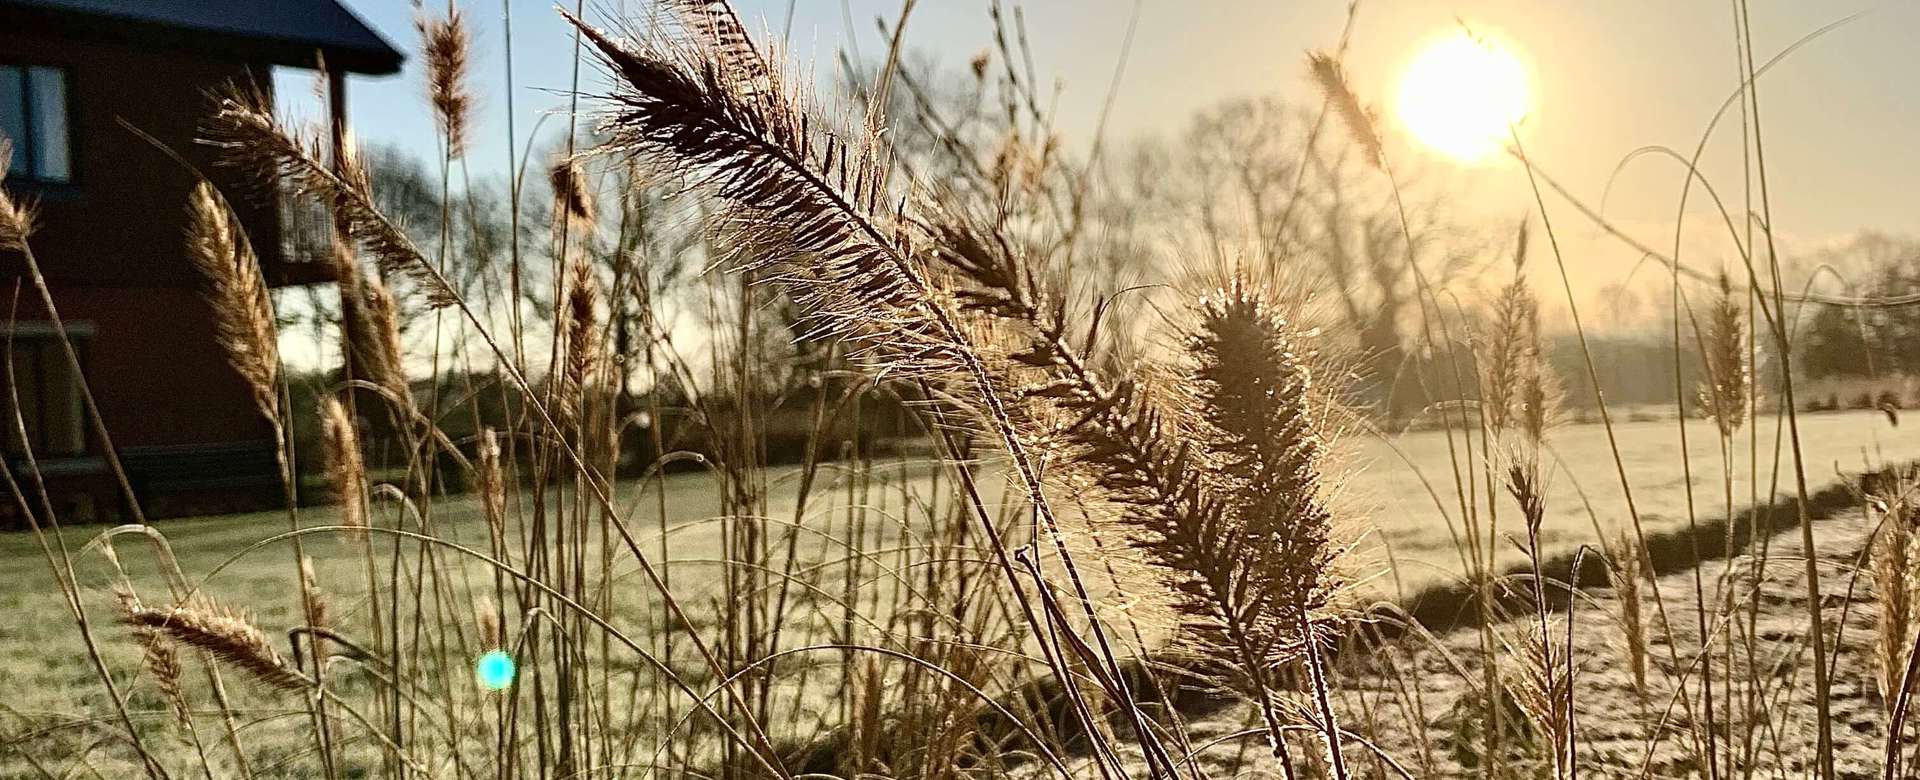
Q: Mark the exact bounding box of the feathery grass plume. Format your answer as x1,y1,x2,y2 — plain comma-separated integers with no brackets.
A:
320,397,369,542
1187,279,1352,779
1516,329,1559,447
563,259,600,388
185,181,280,421
559,258,600,426
415,0,473,158
0,139,36,249
115,586,191,727
1699,270,1750,438
1306,51,1383,169
1503,621,1571,771
202,82,458,307
1505,461,1547,548
121,599,312,692
1874,485,1918,712
476,595,501,648
356,270,413,407
1184,279,1345,638
1611,528,1648,696
567,14,964,388
1477,221,1532,436
475,428,506,540
569,12,1195,774
1028,273,1350,773
666,0,771,92
550,157,597,228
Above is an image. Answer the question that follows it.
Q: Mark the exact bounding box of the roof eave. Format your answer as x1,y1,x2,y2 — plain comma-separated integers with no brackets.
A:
0,5,405,76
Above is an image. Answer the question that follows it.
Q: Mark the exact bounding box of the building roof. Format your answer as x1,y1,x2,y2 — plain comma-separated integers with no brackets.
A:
0,0,404,74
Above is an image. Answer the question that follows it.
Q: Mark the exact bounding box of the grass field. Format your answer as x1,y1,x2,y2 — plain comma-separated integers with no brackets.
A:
4,409,1910,776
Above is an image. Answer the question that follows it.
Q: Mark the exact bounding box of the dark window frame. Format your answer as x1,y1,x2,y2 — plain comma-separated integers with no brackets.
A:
2,331,91,459
0,61,77,186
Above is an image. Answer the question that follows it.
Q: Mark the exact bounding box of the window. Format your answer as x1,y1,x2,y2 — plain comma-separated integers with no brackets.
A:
3,330,87,458
0,65,72,183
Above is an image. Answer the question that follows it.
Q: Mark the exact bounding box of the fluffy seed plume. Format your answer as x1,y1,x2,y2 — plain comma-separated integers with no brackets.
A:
202,83,458,307
356,271,413,408
1477,222,1558,449
1612,529,1649,696
416,1,473,157
185,181,281,421
1874,483,1918,712
1307,51,1384,169
1700,270,1750,438
550,157,597,228
0,139,37,249
1183,280,1343,637
1478,223,1529,433
320,397,369,542
476,596,502,647
1031,273,1350,769
121,600,311,692
1178,277,1350,772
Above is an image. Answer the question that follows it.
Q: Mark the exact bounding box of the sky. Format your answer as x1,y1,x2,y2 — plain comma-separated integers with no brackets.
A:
293,0,1920,309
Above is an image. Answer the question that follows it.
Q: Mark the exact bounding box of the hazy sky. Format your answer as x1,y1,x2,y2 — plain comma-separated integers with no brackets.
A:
299,0,1920,302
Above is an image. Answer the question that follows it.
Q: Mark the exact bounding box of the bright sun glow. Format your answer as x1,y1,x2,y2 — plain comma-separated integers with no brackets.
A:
1397,31,1531,162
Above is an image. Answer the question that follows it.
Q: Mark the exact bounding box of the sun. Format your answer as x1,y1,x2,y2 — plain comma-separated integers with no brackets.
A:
1396,30,1531,162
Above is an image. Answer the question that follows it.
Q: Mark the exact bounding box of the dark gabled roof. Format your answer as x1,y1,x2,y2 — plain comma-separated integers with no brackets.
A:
0,0,404,75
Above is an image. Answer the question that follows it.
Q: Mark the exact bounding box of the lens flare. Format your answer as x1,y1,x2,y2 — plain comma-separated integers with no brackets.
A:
476,649,516,691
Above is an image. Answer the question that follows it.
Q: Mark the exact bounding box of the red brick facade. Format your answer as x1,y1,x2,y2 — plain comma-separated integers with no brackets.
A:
0,14,386,522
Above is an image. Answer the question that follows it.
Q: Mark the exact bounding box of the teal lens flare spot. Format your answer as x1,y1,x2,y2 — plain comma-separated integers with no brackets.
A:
476,649,515,691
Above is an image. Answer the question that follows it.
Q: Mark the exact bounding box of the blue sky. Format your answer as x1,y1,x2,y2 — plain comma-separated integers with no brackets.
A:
298,0,1920,295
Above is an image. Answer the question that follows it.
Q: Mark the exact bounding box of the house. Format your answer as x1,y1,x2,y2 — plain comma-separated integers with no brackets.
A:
0,0,402,523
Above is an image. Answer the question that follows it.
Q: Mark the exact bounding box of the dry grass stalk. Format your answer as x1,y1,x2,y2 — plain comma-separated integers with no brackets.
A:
415,0,473,158
121,599,311,692
320,397,369,542
299,556,331,631
1874,486,1918,712
476,428,507,541
1700,270,1750,438
1306,51,1383,170
185,181,280,421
